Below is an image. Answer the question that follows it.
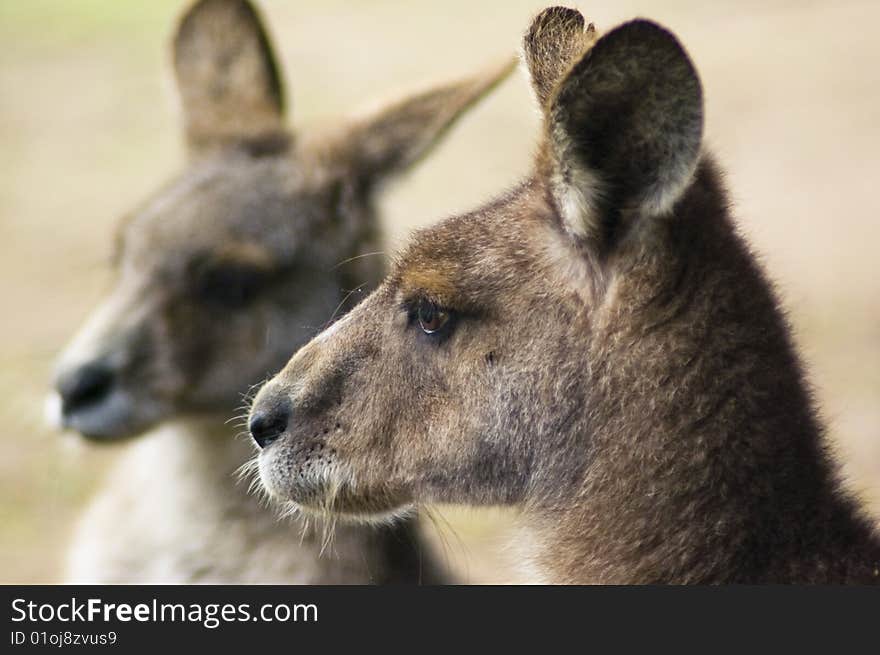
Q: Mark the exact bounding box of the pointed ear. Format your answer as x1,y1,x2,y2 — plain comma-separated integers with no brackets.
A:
522,7,597,108
330,57,516,186
544,19,703,243
173,0,286,154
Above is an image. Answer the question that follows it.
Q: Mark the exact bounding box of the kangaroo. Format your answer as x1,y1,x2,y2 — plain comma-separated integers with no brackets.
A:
49,0,512,583
248,8,880,584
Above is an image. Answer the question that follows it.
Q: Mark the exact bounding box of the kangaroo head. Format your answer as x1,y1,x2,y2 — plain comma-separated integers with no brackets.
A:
250,9,707,517
251,7,880,584
50,0,513,441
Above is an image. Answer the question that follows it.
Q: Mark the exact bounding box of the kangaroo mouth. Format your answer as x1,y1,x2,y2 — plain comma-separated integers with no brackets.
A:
257,438,338,506
47,389,159,442
256,439,411,522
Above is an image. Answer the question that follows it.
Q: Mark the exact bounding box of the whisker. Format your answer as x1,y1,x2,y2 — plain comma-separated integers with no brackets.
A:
424,505,470,583
330,250,386,271
326,281,369,326
224,412,247,426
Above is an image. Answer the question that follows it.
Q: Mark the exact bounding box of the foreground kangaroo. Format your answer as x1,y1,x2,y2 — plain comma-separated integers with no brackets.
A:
249,8,880,583
50,0,510,583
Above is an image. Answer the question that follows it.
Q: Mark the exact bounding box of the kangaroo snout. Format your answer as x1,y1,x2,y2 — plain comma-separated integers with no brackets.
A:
51,355,139,441
249,392,291,449
56,361,115,418
51,320,162,440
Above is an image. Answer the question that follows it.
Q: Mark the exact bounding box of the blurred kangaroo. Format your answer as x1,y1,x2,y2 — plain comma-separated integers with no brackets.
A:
49,0,512,583
249,8,880,583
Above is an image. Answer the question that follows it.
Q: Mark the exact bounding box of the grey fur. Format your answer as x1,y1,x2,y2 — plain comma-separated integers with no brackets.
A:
51,0,512,583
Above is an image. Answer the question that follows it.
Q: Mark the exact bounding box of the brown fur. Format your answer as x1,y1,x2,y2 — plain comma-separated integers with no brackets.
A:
250,8,880,583
52,0,512,583
523,6,596,108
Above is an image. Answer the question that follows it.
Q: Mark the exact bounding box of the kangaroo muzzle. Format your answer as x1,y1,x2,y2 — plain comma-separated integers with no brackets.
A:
249,390,292,449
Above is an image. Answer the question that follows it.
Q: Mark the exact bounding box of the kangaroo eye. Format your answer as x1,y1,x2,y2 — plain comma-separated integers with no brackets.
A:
194,262,268,308
416,299,450,334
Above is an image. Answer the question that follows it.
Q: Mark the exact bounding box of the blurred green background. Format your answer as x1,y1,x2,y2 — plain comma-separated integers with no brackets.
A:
1,0,878,583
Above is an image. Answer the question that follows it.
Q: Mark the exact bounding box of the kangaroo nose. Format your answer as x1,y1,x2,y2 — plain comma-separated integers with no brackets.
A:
249,404,290,449
58,362,115,415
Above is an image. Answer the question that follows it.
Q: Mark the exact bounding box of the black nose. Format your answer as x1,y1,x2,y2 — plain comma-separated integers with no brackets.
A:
58,362,115,415
249,405,290,449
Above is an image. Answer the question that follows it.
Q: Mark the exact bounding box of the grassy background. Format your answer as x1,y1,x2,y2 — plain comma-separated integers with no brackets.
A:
1,0,878,583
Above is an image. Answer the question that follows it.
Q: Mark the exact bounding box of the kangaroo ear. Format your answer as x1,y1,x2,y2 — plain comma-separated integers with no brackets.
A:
329,58,516,186
173,0,286,154
545,19,703,243
522,7,597,108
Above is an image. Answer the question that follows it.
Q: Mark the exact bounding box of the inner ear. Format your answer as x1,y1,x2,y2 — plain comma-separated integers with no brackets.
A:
173,0,286,153
546,19,703,241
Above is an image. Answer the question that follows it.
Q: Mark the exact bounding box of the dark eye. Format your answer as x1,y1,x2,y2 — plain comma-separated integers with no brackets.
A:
415,298,452,335
194,262,268,308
